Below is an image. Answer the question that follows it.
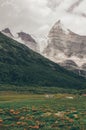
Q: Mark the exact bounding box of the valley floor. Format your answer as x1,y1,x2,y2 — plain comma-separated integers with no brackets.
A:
0,93,86,130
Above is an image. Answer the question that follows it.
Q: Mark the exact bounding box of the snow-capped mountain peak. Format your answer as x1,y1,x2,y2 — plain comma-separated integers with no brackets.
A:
50,20,69,35
2,28,13,38
43,20,86,77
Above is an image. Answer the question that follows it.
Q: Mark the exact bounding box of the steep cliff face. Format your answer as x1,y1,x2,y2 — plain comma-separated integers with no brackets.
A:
43,20,86,77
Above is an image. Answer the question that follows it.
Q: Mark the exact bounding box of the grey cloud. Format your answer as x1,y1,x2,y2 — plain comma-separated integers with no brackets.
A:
67,0,84,13
0,0,50,35
47,0,63,10
81,13,86,17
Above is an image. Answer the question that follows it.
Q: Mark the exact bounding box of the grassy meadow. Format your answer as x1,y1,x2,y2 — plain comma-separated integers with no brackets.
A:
0,92,86,130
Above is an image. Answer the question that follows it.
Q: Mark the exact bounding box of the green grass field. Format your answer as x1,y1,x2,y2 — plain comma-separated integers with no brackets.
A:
0,93,86,130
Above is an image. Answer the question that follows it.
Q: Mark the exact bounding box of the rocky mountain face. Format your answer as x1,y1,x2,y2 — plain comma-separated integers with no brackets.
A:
17,32,38,52
59,60,86,78
1,29,38,52
43,20,86,77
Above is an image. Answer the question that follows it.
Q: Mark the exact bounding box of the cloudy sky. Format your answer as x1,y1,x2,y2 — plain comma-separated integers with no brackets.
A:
0,0,86,38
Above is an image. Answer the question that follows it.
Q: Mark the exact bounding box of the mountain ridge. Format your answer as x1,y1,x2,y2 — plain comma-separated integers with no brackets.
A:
0,32,85,90
1,21,86,78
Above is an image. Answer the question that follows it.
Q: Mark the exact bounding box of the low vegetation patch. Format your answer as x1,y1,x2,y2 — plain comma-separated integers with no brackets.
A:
0,93,86,130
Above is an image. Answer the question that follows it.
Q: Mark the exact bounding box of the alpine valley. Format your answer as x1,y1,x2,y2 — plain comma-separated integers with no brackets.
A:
0,24,86,92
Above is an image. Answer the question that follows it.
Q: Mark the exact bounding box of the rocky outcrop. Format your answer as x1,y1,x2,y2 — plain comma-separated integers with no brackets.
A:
59,60,78,69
